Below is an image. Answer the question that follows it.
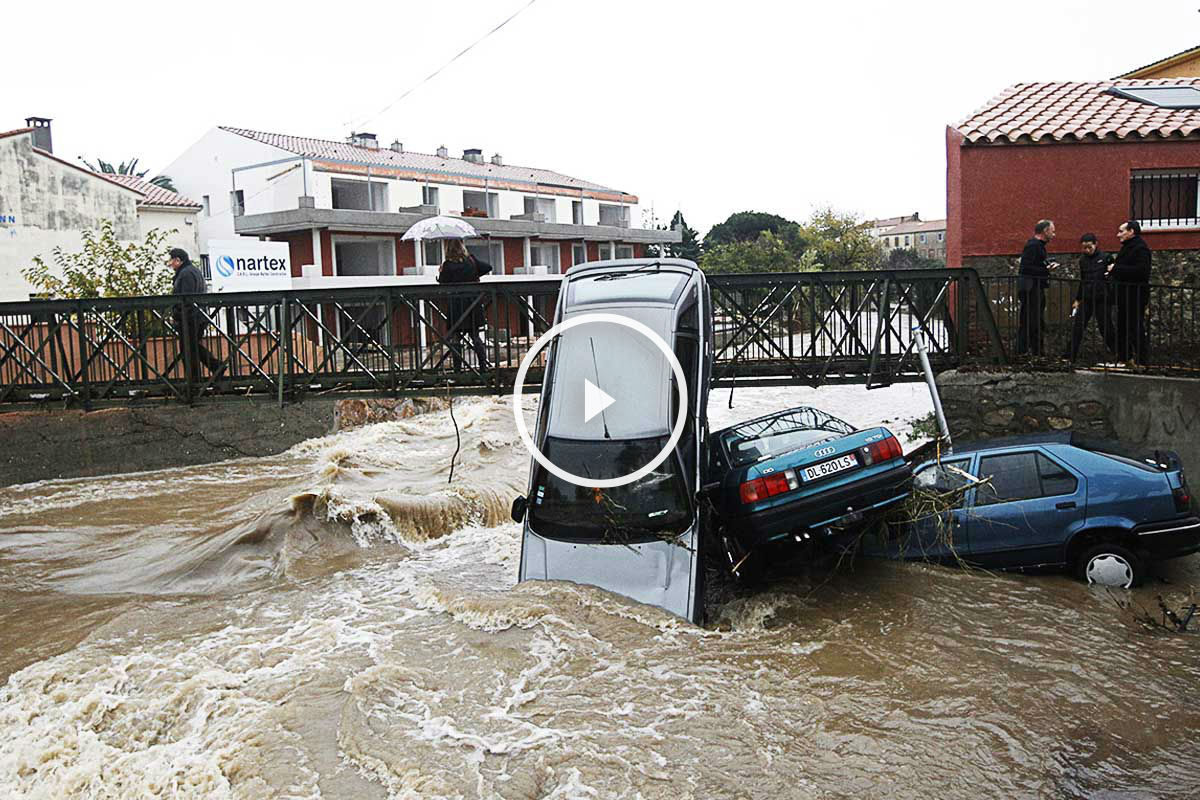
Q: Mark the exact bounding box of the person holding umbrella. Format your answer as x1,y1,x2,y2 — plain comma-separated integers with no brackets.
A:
438,239,492,371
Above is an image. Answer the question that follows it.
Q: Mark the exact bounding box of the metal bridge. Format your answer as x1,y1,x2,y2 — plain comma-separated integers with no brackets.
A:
1,268,1195,408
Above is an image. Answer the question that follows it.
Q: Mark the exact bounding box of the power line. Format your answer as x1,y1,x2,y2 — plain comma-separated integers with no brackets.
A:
343,0,539,131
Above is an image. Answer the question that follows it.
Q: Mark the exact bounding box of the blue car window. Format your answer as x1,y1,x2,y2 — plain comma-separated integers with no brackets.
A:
913,458,973,509
977,452,1041,506
1037,453,1078,497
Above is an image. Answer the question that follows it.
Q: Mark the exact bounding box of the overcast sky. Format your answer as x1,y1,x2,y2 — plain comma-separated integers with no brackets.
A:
5,1,1199,236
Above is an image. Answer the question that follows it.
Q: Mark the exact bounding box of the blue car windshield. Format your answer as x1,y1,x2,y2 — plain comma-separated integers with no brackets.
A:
722,407,856,467
528,436,692,543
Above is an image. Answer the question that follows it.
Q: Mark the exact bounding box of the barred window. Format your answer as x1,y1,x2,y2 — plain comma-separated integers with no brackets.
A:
1130,170,1199,228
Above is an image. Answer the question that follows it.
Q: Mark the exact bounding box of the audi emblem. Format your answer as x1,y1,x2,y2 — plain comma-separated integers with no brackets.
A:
813,446,836,458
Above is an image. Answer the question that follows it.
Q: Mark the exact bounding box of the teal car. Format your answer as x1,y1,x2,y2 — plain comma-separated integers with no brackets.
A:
706,407,912,574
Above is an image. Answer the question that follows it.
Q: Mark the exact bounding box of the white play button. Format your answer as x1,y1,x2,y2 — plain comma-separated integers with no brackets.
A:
583,379,615,424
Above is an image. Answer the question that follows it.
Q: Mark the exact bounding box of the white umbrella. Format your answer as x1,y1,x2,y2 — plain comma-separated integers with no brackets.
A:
401,215,480,241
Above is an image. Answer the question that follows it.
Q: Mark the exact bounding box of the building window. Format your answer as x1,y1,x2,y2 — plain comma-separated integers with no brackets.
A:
919,233,927,244
937,232,944,242
572,201,583,225
523,196,556,222
423,239,443,265
422,185,439,209
230,189,245,217
467,241,504,272
572,243,587,265
462,190,498,218
598,243,613,260
200,254,211,280
529,242,561,273
202,195,210,217
1131,170,1200,228
615,244,634,259
331,178,387,211
904,235,911,246
598,204,629,227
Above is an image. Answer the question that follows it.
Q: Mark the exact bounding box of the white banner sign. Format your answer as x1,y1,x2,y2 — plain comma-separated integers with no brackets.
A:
207,239,292,293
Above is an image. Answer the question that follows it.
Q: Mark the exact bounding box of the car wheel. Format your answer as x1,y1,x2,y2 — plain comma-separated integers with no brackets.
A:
1077,544,1142,588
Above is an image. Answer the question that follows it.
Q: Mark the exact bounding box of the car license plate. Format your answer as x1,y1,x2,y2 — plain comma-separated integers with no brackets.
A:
801,454,858,482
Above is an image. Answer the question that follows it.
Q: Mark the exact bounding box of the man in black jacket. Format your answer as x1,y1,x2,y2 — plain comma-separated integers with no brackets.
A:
1107,220,1152,366
1016,219,1059,356
169,248,222,385
1067,233,1115,362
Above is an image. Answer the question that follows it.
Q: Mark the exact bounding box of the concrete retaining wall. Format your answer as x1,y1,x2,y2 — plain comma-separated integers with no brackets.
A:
938,369,1200,469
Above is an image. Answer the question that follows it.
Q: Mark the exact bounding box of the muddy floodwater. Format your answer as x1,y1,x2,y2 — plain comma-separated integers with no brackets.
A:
1,389,1198,799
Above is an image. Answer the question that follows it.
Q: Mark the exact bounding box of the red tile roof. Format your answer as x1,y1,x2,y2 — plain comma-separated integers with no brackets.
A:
885,219,946,235
220,126,633,199
954,78,1200,144
99,173,202,209
0,127,33,141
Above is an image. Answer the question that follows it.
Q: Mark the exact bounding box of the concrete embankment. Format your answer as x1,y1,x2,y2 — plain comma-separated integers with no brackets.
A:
0,396,451,487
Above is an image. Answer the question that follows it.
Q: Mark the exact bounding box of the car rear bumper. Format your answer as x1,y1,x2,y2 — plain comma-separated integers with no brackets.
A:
726,464,912,547
1134,516,1200,560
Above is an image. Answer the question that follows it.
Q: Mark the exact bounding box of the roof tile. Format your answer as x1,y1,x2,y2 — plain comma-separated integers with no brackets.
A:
954,78,1200,144
98,173,202,209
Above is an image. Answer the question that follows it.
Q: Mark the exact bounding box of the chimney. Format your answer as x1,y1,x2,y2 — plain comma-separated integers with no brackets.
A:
390,140,403,153
25,116,52,153
463,148,483,164
490,153,503,166
436,144,448,158
348,131,378,149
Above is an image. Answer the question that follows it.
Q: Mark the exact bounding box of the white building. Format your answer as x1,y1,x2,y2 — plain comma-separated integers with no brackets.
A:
0,118,202,301
162,126,677,280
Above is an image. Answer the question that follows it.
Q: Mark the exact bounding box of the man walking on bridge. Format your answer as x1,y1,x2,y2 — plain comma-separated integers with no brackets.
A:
1108,220,1152,367
1017,219,1059,356
169,248,223,386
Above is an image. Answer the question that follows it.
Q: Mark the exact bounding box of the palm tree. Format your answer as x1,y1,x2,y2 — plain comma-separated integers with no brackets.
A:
80,157,178,192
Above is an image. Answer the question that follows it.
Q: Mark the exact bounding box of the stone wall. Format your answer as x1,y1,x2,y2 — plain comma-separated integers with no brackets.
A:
938,369,1200,469
0,395,458,487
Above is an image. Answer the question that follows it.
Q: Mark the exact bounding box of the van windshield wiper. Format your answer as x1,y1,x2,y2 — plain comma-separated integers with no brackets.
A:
594,261,663,281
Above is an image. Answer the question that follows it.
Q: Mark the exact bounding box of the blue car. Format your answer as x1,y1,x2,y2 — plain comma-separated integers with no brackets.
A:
706,407,912,576
870,433,1200,587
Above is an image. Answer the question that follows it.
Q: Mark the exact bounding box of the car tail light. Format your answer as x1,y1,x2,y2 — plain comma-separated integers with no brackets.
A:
1175,483,1193,513
860,435,903,466
740,469,799,505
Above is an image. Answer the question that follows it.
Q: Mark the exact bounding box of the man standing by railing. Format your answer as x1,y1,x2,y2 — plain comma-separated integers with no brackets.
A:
169,248,223,386
1067,233,1115,362
1108,220,1152,367
1017,219,1060,356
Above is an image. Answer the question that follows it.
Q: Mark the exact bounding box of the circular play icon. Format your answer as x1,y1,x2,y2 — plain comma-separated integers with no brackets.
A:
511,312,688,489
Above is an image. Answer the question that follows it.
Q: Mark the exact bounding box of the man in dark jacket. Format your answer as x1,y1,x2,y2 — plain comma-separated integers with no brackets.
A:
1016,219,1059,356
1067,233,1115,362
1107,220,1152,366
169,248,222,384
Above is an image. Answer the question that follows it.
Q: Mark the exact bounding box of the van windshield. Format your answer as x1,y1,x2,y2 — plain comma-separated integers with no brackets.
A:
528,436,692,543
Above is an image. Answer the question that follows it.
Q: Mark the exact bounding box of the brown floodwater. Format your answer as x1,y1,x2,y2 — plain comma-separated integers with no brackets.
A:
1,394,1197,799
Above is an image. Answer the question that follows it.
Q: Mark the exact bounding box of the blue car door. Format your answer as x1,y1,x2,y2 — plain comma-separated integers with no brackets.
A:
965,448,1085,569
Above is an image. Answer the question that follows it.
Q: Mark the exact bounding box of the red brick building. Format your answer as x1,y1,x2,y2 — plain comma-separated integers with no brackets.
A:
947,79,1200,269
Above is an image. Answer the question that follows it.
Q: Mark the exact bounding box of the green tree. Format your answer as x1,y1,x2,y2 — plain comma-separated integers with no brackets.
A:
703,211,805,252
881,247,946,271
23,219,174,299
700,231,818,274
666,210,702,263
797,207,880,272
80,156,178,192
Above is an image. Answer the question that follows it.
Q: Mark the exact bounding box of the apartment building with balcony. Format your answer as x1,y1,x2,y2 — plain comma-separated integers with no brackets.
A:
163,127,678,282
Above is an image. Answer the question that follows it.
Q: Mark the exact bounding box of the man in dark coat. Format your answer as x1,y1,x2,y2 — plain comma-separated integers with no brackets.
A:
1016,219,1059,356
437,239,492,371
1067,233,1115,362
1107,220,1152,366
169,248,222,384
